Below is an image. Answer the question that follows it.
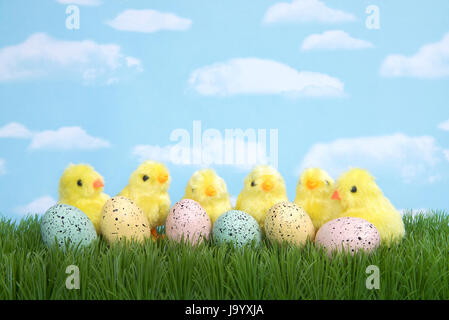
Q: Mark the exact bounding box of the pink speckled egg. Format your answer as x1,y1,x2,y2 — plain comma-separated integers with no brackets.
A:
165,199,211,246
315,217,380,256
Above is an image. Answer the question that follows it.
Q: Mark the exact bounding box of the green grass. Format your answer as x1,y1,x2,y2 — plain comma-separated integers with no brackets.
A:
0,210,448,300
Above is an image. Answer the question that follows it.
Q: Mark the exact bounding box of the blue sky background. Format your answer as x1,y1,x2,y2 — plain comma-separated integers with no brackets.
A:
0,0,448,219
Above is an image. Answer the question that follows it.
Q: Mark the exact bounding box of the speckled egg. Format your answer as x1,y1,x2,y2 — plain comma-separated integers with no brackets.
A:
100,196,152,244
165,199,211,246
315,217,381,256
264,201,316,246
213,210,262,247
41,204,97,249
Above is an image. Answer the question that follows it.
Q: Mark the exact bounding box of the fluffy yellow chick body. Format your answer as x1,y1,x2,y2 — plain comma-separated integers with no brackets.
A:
332,168,405,244
183,169,232,224
294,168,342,230
119,161,171,231
59,164,110,233
235,165,288,229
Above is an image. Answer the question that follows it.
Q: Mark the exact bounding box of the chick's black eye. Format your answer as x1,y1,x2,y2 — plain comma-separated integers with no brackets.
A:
192,188,195,193
351,186,357,193
325,180,330,186
142,175,149,182
77,179,83,187
251,181,256,187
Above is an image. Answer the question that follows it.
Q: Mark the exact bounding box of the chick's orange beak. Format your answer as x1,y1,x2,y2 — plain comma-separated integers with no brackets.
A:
158,172,169,184
205,185,217,197
262,179,274,192
306,179,319,190
331,190,341,200
93,179,104,189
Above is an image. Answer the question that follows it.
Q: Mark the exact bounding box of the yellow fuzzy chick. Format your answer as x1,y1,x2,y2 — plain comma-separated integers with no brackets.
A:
331,168,405,244
183,169,232,224
235,165,288,229
294,168,342,230
119,161,171,236
59,164,110,233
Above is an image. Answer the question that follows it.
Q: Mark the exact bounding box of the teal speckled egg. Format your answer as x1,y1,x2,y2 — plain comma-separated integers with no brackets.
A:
212,210,262,247
41,204,97,249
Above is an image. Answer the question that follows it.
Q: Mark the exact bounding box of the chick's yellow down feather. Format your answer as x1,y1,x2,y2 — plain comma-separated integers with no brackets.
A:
119,161,171,229
332,168,405,244
294,168,342,230
235,165,288,229
59,164,110,233
183,169,232,224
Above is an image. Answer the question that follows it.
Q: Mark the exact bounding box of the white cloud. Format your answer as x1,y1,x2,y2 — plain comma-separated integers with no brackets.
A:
56,0,102,6
0,122,33,138
189,58,344,97
132,145,173,163
0,159,5,175
230,196,237,208
263,0,356,24
15,196,57,216
0,122,109,151
443,150,449,162
301,30,373,51
106,77,119,86
428,174,442,184
0,33,142,84
298,133,445,183
126,56,143,71
29,127,110,150
107,9,192,33
438,119,449,131
380,31,449,78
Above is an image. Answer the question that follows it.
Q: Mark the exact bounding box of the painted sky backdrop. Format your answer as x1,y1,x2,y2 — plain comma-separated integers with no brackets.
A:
0,0,448,219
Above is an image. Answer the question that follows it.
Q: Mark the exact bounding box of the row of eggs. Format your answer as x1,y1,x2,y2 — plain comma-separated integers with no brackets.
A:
41,197,381,256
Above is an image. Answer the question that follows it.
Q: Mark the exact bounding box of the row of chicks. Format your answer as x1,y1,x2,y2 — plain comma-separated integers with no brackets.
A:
59,161,405,245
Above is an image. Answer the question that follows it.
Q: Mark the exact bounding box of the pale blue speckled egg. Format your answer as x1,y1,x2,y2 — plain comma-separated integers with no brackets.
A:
212,210,262,247
41,204,97,249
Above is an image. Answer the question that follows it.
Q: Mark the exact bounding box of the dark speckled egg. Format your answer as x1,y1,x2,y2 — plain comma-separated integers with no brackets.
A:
315,217,381,256
213,210,262,247
41,204,97,249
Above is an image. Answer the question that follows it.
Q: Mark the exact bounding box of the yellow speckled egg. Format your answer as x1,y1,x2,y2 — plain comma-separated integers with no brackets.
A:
264,201,316,246
100,196,152,244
